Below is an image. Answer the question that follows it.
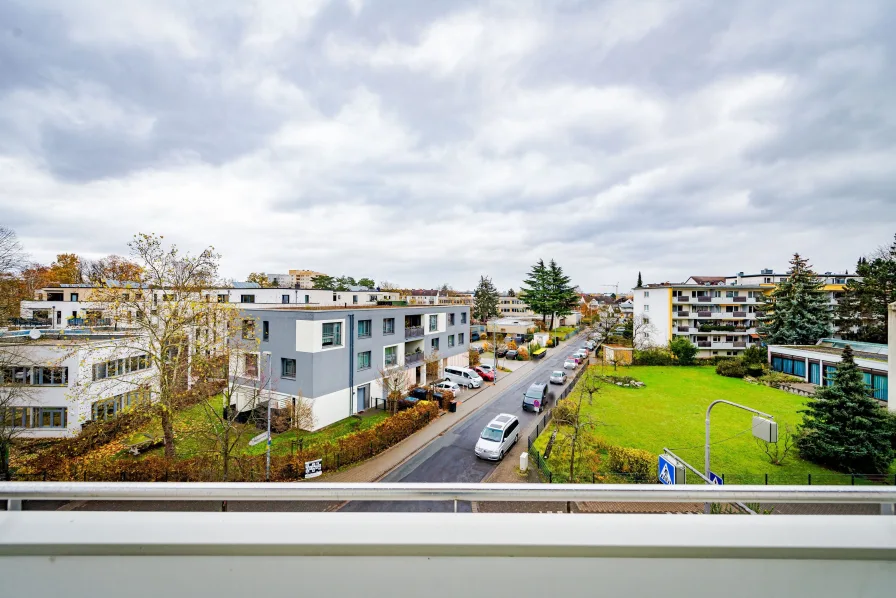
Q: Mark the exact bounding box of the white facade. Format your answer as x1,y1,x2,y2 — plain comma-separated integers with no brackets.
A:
0,333,155,438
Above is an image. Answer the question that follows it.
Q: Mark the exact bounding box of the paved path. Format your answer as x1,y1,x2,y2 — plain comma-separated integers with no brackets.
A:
339,336,586,512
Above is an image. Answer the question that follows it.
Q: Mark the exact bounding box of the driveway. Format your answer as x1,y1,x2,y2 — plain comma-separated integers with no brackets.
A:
340,343,584,512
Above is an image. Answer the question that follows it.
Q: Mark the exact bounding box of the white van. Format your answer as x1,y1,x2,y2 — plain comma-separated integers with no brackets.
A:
444,366,483,389
474,414,520,460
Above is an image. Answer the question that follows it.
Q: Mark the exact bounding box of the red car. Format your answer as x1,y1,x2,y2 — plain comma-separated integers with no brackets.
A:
473,366,495,381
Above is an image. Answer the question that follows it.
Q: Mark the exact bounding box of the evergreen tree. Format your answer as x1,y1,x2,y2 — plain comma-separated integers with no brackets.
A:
636,272,642,288
797,346,893,473
835,235,896,343
520,259,551,325
311,274,336,289
757,253,831,344
546,259,579,330
472,275,500,322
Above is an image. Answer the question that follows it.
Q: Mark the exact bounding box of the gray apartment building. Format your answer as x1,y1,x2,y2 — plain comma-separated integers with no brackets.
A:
231,304,471,431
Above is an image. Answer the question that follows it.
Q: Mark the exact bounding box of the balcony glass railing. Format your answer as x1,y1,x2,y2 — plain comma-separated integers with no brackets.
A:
405,326,424,339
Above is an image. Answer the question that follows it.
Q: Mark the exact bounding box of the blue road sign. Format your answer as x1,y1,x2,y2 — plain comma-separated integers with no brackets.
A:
709,472,723,485
658,455,677,485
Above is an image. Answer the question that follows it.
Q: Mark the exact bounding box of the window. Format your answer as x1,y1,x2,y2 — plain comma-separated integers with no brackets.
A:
459,333,465,345
383,318,395,335
242,319,255,340
643,291,649,298
322,322,342,348
384,346,397,366
461,312,467,324
70,293,79,302
448,335,455,347
245,353,259,377
429,315,438,332
431,337,440,351
449,313,455,326
92,388,151,421
726,291,739,297
353,295,358,304
304,295,310,303
764,277,772,284
262,321,269,341
358,351,371,370
0,406,69,429
281,358,296,379
240,294,255,303
643,305,649,312
281,294,289,304
358,319,372,338
217,294,228,302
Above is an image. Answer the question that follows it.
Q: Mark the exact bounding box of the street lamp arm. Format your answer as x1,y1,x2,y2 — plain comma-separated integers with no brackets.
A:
705,399,774,421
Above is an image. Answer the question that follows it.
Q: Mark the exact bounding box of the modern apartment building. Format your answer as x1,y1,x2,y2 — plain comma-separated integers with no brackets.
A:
260,273,292,288
20,283,399,330
230,304,471,431
287,269,327,289
0,331,155,438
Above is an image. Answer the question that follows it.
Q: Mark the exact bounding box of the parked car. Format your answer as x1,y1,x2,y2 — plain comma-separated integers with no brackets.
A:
567,354,582,365
505,349,518,360
473,366,495,381
471,332,480,342
474,414,520,460
496,347,508,357
563,358,578,369
434,380,461,394
444,366,483,389
584,340,597,350
549,370,567,385
472,344,485,354
477,364,495,375
573,349,589,361
522,382,549,412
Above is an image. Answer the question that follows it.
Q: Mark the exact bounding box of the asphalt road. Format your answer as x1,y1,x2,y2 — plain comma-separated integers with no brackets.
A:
340,344,583,512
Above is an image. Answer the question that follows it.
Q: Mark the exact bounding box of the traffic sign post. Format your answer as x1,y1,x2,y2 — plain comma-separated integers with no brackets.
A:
658,454,684,485
249,431,269,447
305,459,322,479
709,472,723,485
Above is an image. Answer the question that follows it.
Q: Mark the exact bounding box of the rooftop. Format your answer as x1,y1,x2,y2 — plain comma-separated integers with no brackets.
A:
248,303,460,312
773,340,888,363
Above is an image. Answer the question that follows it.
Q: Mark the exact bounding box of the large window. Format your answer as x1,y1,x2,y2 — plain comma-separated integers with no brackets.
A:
245,353,259,378
240,294,255,303
448,313,455,326
282,294,290,304
863,372,888,401
1,406,67,429
358,351,372,370
459,333,465,345
262,320,269,342
217,294,228,302
92,355,150,381
358,319,372,338
770,355,806,378
281,358,296,379
384,346,397,366
1,367,68,386
431,337,440,351
429,315,438,332
383,318,395,335
322,322,342,348
461,312,467,324
448,335,455,347
242,319,255,340
92,388,152,421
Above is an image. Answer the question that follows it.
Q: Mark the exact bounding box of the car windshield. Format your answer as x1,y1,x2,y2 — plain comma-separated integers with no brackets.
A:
525,387,542,399
551,372,563,377
480,427,503,442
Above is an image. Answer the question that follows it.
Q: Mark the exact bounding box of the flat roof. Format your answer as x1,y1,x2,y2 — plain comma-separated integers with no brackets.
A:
248,304,463,312
772,345,888,363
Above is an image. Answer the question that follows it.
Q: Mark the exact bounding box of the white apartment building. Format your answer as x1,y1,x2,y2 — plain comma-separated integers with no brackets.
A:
287,269,327,289
260,273,292,288
20,283,399,330
0,332,155,438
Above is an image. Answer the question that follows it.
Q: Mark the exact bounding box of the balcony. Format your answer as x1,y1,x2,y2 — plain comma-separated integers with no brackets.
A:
673,296,689,302
697,341,711,347
733,312,746,318
696,296,712,302
405,326,424,339
68,317,112,327
734,341,747,348
677,326,691,332
733,296,747,303
405,352,424,366
697,311,711,318
676,311,690,317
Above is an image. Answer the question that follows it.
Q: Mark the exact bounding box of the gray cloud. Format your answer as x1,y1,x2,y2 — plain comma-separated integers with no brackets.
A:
1,0,894,290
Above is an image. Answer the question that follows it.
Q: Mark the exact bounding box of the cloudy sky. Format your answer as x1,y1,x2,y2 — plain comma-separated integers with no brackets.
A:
2,0,894,292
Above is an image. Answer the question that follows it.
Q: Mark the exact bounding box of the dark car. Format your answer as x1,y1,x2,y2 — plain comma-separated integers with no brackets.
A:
471,332,480,342
522,382,549,412
505,349,518,360
496,347,508,357
472,345,485,354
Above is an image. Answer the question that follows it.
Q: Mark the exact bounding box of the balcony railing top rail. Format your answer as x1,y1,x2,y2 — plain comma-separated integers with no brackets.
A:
3,482,896,504
405,326,424,339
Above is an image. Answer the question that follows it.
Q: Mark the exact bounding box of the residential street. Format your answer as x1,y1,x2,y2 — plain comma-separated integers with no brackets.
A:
340,342,581,512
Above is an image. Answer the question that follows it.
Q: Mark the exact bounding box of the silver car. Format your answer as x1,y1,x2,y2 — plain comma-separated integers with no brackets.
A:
550,370,567,385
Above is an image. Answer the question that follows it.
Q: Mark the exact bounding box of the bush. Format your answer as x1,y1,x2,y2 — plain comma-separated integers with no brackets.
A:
607,446,657,482
482,341,493,353
506,339,518,350
742,346,765,366
716,359,746,378
669,337,697,365
760,371,804,386
468,348,480,367
517,347,529,360
633,348,674,365
745,363,765,377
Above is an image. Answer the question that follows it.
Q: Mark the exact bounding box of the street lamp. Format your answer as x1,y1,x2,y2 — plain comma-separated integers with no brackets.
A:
704,399,776,513
263,350,273,482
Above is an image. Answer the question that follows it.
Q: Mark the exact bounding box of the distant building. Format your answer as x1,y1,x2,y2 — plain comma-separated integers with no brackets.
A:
261,273,292,288
288,269,327,289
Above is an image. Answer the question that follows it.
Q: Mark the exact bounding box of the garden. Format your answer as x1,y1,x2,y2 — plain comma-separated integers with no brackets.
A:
532,365,896,485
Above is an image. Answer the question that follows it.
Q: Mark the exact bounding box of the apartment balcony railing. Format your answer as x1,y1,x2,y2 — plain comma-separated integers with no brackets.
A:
677,326,691,332
673,296,689,302
733,296,747,303
697,341,711,347
676,311,690,317
697,296,712,302
405,326,424,339
68,317,112,327
697,311,711,318
734,341,747,348
733,312,747,318
405,352,424,366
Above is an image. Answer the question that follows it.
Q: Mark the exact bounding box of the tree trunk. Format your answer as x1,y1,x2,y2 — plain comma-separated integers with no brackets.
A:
549,313,555,331
160,407,176,459
222,425,230,482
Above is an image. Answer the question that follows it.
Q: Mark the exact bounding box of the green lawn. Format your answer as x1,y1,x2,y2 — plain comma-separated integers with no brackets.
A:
129,397,389,460
534,366,891,484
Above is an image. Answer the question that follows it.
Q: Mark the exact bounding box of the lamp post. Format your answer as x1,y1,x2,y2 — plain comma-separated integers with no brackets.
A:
263,350,272,482
705,399,775,514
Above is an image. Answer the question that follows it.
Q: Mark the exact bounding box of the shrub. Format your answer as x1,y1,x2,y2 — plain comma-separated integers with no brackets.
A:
506,339,518,350
716,359,746,378
745,363,765,378
468,348,480,367
669,337,697,365
633,348,674,365
607,446,657,482
517,347,529,360
482,341,493,353
742,346,766,366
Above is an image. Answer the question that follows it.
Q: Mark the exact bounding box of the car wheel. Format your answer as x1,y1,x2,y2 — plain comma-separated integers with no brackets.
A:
499,450,505,460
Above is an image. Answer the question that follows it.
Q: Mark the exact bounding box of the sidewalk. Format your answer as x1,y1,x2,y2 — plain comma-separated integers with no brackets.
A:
323,333,584,483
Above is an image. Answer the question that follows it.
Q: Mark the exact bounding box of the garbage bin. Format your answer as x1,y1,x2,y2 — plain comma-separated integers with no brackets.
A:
519,452,528,473
449,400,458,413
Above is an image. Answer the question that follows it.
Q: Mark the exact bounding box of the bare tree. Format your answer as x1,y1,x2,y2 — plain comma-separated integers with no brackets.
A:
0,226,26,275
378,365,407,415
631,315,657,350
552,369,602,511
756,424,798,466
0,343,38,480
593,304,625,340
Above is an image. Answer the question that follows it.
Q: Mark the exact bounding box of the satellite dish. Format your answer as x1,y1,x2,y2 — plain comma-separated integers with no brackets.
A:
29,329,42,340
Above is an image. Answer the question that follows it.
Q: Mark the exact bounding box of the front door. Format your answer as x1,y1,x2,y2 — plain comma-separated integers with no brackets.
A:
357,385,368,412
